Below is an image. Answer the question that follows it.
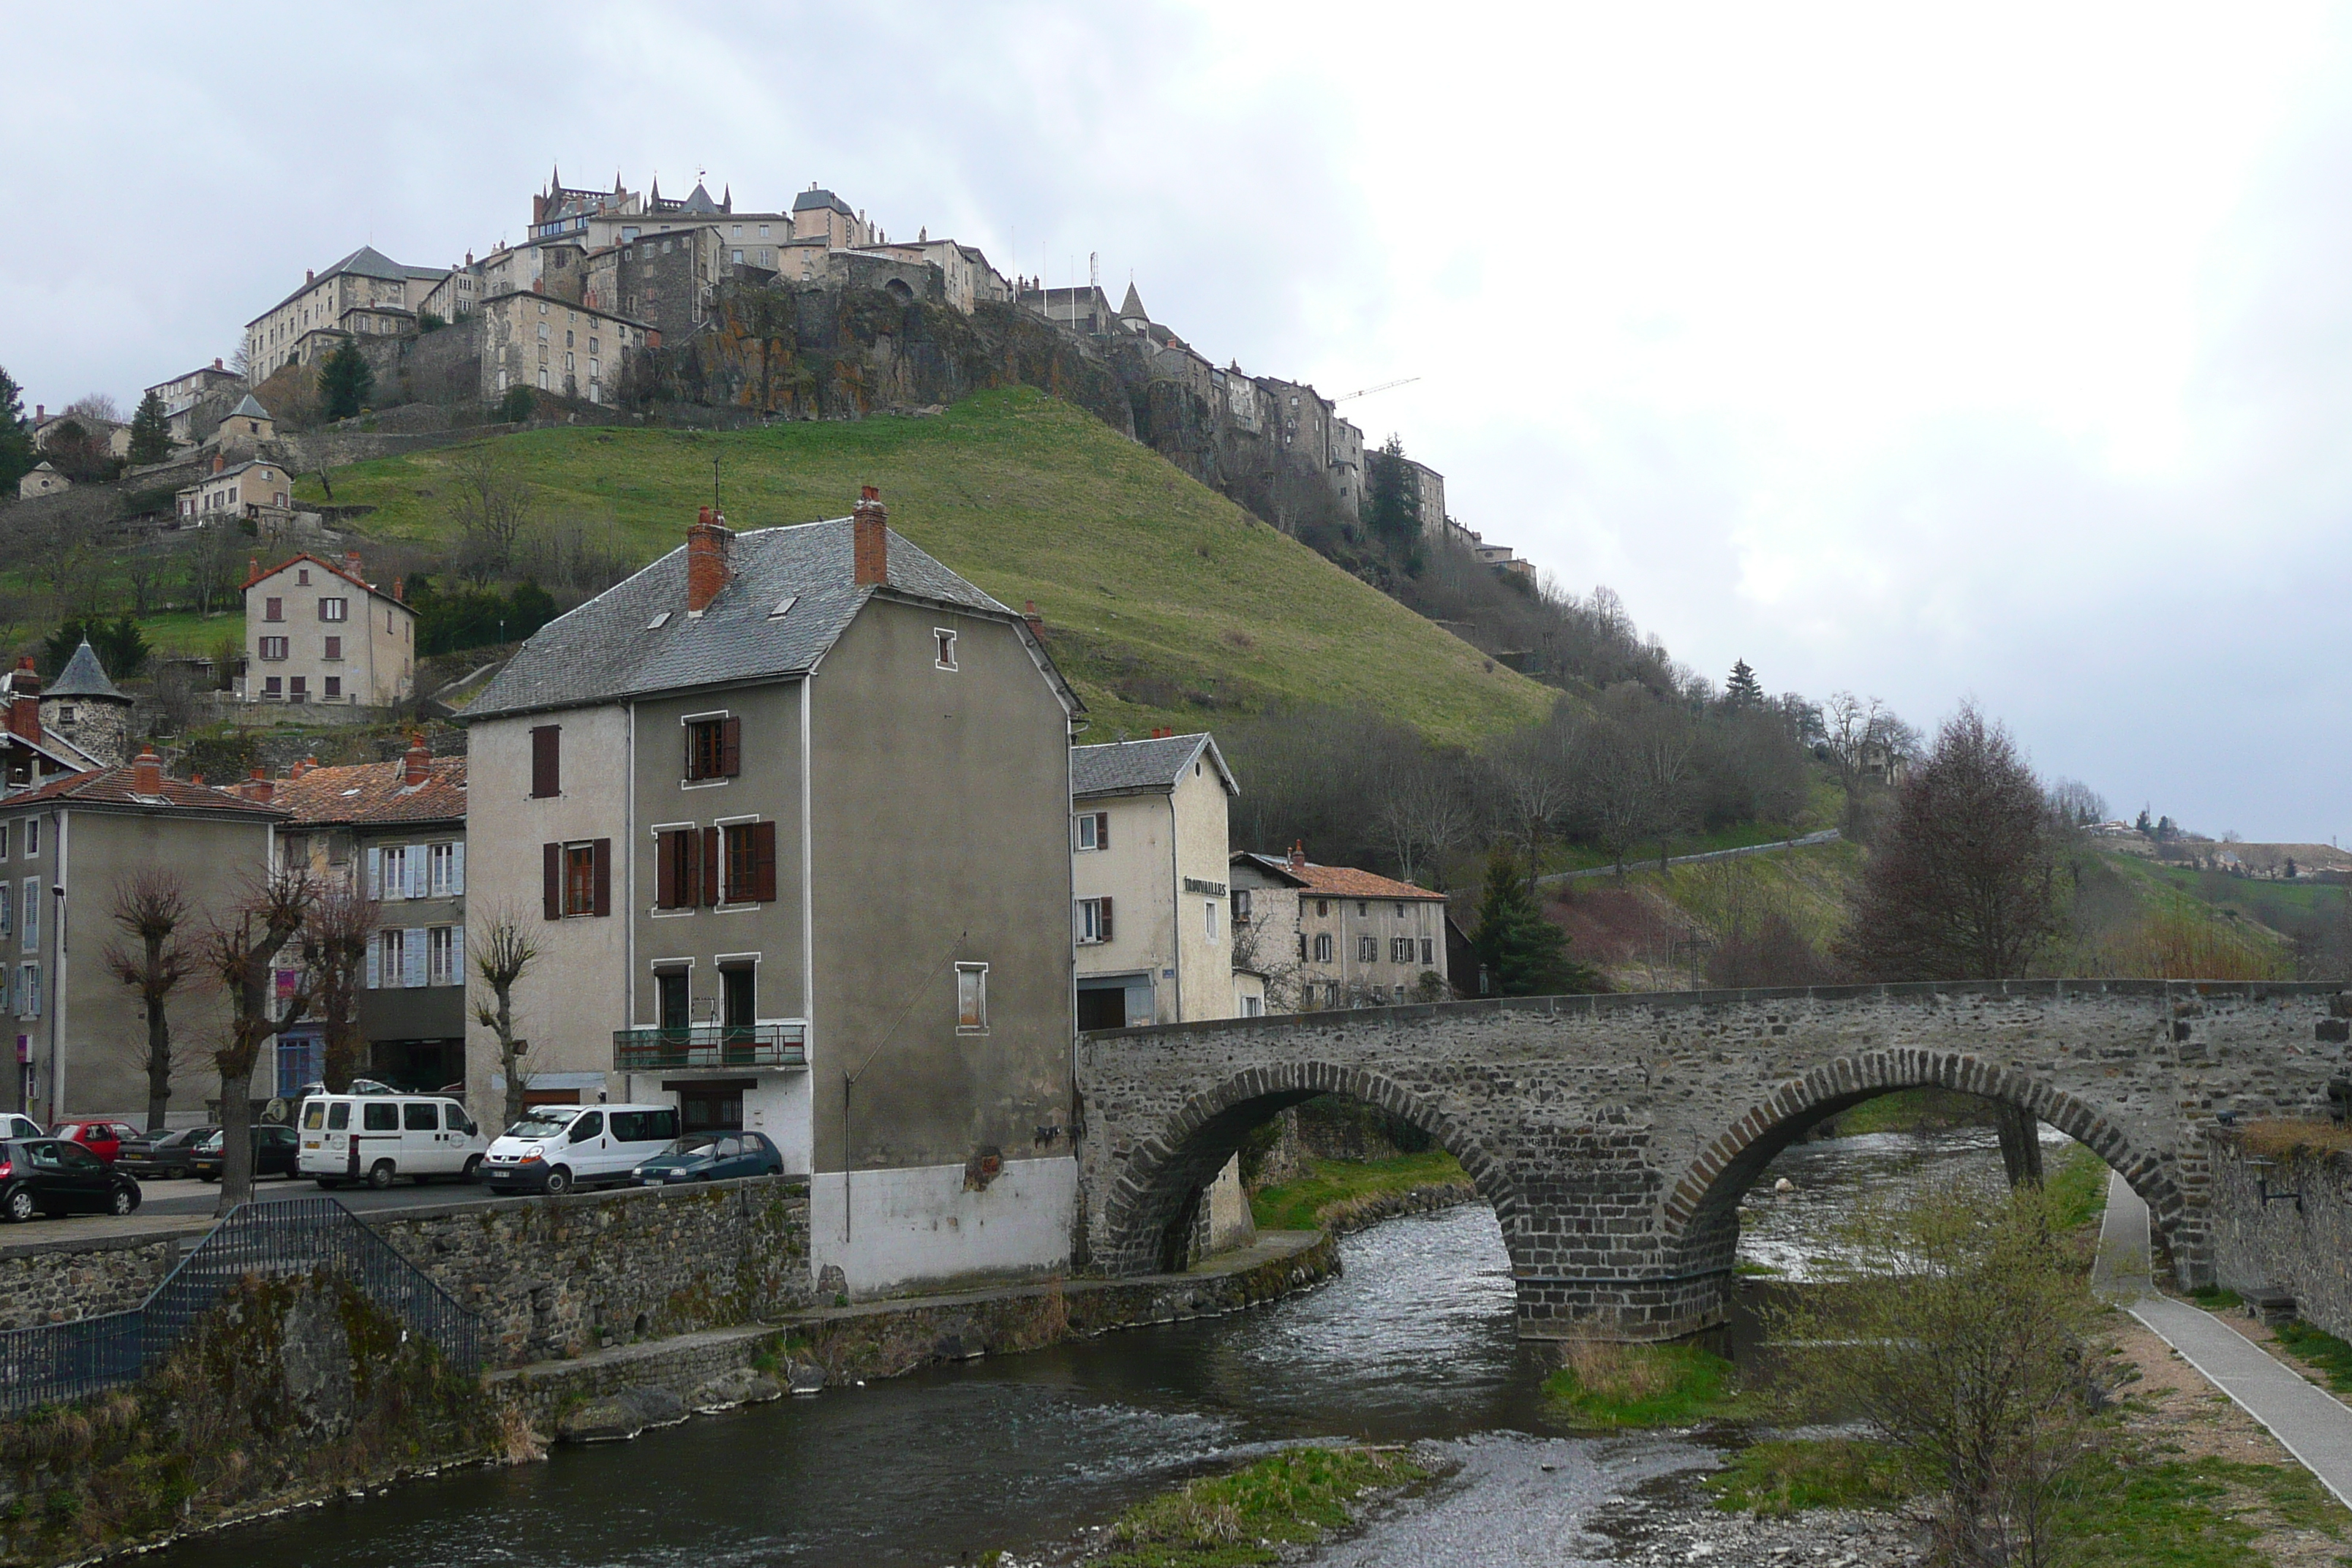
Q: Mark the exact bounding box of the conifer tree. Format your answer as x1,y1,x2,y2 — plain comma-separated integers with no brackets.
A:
127,389,173,464
1471,845,1600,996
1725,658,1764,708
0,364,34,486
319,339,374,421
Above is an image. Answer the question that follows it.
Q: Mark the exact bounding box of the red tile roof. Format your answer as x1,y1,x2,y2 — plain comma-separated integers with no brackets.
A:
241,551,406,605
269,755,466,826
1234,851,1447,902
3,766,287,815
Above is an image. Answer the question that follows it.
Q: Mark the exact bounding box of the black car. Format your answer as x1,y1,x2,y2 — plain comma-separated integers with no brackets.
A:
0,1138,141,1221
191,1126,300,1183
116,1126,219,1180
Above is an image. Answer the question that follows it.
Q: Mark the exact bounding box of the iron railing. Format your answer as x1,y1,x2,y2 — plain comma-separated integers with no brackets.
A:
614,1022,807,1071
0,1196,480,1417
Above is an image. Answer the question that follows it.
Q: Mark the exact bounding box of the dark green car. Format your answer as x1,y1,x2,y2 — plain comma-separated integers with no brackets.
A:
629,1131,783,1186
191,1126,301,1183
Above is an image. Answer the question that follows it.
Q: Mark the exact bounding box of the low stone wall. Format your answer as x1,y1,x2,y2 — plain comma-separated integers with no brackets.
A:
374,1177,813,1367
1316,1181,1481,1238
0,1230,188,1330
2208,1131,2352,1338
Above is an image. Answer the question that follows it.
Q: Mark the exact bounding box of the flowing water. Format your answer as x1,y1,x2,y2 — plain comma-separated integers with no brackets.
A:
154,1124,2051,1568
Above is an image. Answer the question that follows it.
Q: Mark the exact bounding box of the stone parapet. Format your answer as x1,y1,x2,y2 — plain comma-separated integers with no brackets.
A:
2207,1129,2352,1338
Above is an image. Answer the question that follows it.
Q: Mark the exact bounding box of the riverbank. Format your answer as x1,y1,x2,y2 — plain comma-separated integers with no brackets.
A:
1248,1151,1479,1235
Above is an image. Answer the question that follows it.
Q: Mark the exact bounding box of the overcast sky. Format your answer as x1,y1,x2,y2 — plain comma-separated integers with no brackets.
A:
4,3,2345,839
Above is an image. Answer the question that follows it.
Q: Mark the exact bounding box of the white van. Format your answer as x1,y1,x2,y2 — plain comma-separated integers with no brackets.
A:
298,1094,489,1188
482,1103,681,1195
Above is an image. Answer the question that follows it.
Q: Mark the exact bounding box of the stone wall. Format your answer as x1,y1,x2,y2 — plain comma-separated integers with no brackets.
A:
0,1230,186,1330
2207,1130,2352,1338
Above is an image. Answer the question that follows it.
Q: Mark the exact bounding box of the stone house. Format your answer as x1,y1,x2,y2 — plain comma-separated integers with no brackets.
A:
242,553,416,707
1069,731,1240,1031
0,660,113,792
243,245,451,382
143,360,243,444
0,747,286,1124
478,290,654,405
1227,847,1450,1011
461,491,1083,1298
177,457,292,527
39,640,133,769
15,462,68,500
262,739,467,1096
32,411,131,461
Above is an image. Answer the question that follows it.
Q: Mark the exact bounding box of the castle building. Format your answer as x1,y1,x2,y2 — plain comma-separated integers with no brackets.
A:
39,641,133,769
243,246,452,381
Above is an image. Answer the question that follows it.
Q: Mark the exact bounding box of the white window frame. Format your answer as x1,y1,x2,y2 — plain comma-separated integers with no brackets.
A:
1204,900,1219,942
934,628,958,670
1075,899,1109,946
429,841,466,897
23,818,37,857
954,962,989,1033
428,925,460,987
15,962,37,1019
320,597,348,622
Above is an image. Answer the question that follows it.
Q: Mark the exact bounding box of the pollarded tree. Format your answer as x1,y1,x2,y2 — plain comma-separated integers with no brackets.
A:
197,870,316,1214
101,870,191,1131
1837,704,2063,981
318,339,374,421
127,390,173,464
472,908,542,1129
306,882,380,1093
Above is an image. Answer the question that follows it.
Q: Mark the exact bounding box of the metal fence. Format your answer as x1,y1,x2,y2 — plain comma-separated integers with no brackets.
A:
0,1196,481,1417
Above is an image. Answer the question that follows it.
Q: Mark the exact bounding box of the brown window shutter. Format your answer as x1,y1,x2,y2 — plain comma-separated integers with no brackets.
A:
682,724,701,782
530,725,560,797
750,820,777,901
702,826,720,907
1096,812,1109,850
542,843,561,920
655,830,677,908
1100,894,1112,942
720,717,742,777
592,838,611,916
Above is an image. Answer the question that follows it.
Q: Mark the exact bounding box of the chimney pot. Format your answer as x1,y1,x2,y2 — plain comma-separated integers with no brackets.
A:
853,486,888,587
686,508,734,614
404,733,430,787
1022,599,1044,640
132,745,162,798
1289,840,1307,873
213,358,222,369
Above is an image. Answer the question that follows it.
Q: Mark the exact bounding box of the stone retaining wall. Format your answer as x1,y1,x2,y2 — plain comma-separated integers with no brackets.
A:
2207,1131,2352,1338
0,1231,188,1330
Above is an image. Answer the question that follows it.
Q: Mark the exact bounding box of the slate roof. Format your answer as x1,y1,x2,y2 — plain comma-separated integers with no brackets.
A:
252,246,448,322
271,756,467,828
2,764,287,818
467,517,1074,720
46,641,127,703
1118,282,1148,321
226,394,271,421
1230,851,1447,902
793,188,853,216
1071,733,1235,799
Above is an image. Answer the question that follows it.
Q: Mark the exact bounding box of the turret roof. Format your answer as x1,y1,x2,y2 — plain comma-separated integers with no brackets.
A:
46,640,128,703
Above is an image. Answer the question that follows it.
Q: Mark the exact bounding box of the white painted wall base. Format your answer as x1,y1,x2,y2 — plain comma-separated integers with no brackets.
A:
742,1075,813,1175
809,1155,1076,1299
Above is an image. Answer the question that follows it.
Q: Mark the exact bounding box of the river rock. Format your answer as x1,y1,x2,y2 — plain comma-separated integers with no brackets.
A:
692,1368,783,1411
788,1362,826,1395
556,1385,692,1443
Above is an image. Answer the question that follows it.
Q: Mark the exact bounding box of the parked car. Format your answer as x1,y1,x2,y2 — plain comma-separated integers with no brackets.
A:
298,1094,486,1188
483,1104,681,1195
116,1126,219,1180
630,1131,785,1186
51,1122,140,1164
0,1115,40,1140
190,1126,301,1183
0,1138,141,1221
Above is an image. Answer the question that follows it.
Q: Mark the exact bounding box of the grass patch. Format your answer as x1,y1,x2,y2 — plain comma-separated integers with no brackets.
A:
1247,1151,1470,1233
2187,1286,2243,1311
1734,1261,1784,1277
2046,1141,2112,1231
2053,1455,2349,1567
1709,1438,1916,1515
2274,1319,2352,1393
1096,1444,1428,1568
1541,1341,1741,1428
1821,1088,2001,1137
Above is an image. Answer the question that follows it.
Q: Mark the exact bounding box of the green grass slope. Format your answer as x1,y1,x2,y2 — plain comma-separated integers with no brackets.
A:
292,388,1554,745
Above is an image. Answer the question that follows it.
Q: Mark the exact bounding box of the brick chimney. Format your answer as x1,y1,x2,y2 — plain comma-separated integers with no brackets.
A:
1023,600,1044,641
344,553,365,582
7,658,39,743
212,453,225,475
1288,840,1308,875
686,505,734,614
241,767,273,804
212,358,222,370
404,733,431,787
131,745,162,798
853,486,888,587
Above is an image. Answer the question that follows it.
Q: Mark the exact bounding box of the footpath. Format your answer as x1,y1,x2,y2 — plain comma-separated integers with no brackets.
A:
2097,1170,2352,1507
1536,828,1842,884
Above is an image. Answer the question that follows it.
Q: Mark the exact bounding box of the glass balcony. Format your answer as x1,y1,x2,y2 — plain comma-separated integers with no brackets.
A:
613,1022,807,1071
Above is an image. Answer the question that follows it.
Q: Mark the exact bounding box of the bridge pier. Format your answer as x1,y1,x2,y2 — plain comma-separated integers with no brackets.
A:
1994,1104,2045,1186
1513,1271,1729,1342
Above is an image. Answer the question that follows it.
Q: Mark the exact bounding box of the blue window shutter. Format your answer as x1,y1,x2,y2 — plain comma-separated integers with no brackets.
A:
404,931,425,989
366,847,382,900
407,845,427,900
450,841,466,896
366,938,380,990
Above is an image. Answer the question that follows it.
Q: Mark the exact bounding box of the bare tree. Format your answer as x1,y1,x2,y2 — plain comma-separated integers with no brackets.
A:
305,883,380,1093
1376,758,1474,888
184,520,240,617
100,870,190,1131
64,393,123,425
472,908,542,1128
2046,777,2107,829
197,871,314,1213
449,445,538,585
1488,709,1584,875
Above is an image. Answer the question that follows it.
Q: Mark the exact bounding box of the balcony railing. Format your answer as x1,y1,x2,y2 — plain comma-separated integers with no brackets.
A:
613,1022,807,1072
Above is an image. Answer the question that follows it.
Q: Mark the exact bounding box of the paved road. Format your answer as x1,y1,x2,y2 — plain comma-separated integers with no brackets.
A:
2100,1169,2352,1507
0,1172,502,1251
1536,828,1843,884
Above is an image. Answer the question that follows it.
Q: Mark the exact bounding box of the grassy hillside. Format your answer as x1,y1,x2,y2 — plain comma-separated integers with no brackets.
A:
287,388,1554,745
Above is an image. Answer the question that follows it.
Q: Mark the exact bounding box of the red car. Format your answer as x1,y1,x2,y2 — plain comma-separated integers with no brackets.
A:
51,1122,140,1165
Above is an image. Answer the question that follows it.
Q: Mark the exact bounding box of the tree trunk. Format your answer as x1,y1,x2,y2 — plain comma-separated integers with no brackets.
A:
143,1000,170,1131
215,1063,256,1214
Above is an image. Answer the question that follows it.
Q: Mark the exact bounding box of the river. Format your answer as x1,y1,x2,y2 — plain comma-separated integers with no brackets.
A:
154,1124,2051,1568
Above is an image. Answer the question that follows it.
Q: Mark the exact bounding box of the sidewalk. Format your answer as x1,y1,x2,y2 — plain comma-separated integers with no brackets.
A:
2099,1170,2352,1507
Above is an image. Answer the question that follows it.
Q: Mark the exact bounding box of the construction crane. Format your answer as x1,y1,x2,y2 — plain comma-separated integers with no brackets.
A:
1334,377,1420,404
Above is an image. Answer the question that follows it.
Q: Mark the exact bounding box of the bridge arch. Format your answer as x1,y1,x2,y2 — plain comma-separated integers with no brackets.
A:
1661,1047,2190,1281
1092,1059,1523,1277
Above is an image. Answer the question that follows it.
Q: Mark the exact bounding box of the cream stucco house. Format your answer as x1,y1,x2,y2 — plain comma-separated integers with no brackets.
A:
241,554,416,707
1068,731,1239,1030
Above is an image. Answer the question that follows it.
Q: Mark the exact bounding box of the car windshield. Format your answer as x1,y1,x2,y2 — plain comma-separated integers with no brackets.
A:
661,1137,719,1158
194,1131,223,1150
505,1111,577,1140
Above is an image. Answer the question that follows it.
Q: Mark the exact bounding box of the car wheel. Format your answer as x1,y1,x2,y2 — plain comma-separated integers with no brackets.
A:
110,1186,139,1216
542,1166,572,1196
1,1188,32,1224
366,1160,397,1191
461,1155,483,1183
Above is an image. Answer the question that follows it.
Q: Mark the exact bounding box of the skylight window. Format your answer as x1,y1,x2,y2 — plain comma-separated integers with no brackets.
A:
767,595,799,620
647,611,673,630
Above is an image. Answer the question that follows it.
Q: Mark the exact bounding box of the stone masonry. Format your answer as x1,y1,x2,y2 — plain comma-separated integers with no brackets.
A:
2208,1130,2352,1339
1077,981,2352,1341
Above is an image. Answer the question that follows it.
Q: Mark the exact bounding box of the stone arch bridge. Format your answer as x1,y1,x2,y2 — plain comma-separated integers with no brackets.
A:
1074,981,2352,1340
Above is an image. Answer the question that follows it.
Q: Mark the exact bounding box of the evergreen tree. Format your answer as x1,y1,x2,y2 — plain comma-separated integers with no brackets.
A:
1365,435,1420,543
0,364,31,486
42,617,149,682
1470,845,1601,996
318,339,374,421
2134,806,2154,837
1725,658,1764,708
127,390,173,464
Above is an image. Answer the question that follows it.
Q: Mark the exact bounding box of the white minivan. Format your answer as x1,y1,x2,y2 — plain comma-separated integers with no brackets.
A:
299,1095,489,1188
482,1103,681,1195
